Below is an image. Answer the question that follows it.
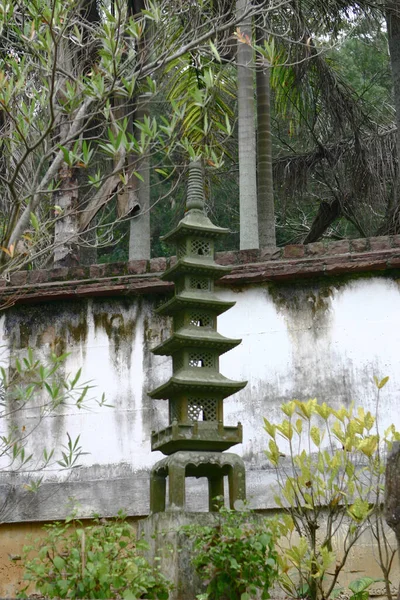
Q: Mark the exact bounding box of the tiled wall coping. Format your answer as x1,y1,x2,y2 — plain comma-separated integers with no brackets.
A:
2,235,400,303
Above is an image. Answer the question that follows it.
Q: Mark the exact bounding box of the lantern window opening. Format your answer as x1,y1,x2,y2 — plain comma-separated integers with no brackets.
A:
189,313,214,328
188,352,214,368
191,239,212,257
189,277,210,291
188,397,218,422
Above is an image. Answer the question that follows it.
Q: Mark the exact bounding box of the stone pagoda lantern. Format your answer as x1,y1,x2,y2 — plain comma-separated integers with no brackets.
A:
149,161,247,512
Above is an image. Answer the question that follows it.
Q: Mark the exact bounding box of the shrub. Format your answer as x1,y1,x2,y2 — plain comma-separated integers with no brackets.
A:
19,511,171,599
265,379,398,600
184,504,278,600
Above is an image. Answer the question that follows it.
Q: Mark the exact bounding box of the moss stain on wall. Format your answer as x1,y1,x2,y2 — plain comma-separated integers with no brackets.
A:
141,302,171,438
92,303,137,370
264,279,340,402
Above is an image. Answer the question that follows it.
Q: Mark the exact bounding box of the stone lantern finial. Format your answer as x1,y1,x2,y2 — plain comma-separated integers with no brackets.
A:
186,160,205,212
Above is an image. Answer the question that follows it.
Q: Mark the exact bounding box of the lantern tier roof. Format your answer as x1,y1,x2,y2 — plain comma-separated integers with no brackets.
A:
155,291,235,316
152,328,241,356
161,210,230,244
161,257,230,282
148,369,247,400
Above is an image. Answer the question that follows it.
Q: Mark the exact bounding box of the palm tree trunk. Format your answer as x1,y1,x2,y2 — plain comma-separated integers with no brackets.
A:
128,0,151,260
387,2,400,163
383,2,400,231
256,27,276,248
129,95,151,260
236,0,259,250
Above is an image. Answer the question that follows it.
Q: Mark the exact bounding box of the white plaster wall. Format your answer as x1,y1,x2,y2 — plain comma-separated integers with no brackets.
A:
219,278,400,462
0,276,399,519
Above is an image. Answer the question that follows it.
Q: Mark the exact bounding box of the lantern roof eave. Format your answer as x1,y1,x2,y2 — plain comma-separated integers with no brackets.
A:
155,291,235,316
148,370,247,400
161,211,230,244
161,257,230,281
152,328,241,355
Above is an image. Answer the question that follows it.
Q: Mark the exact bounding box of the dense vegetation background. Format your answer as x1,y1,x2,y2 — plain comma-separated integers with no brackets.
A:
1,1,399,271
98,11,397,262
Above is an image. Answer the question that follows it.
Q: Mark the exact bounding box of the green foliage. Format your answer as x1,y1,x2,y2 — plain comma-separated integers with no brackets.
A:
0,0,241,273
264,381,399,600
0,348,107,494
348,577,382,600
332,17,392,120
19,511,171,599
183,505,278,600
330,576,383,600
165,55,235,164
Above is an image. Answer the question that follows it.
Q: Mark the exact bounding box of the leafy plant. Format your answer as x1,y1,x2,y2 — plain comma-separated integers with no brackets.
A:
331,577,384,600
19,511,171,599
0,348,108,501
264,377,398,600
348,577,383,600
184,504,278,600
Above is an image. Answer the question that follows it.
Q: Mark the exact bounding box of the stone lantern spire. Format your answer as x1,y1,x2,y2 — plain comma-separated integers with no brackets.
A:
149,161,247,512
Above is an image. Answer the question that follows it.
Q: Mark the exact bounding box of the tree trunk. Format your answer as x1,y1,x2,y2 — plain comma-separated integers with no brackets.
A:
128,0,151,261
53,162,80,267
236,0,259,250
129,96,151,261
385,441,400,599
256,27,276,249
77,170,98,266
382,2,400,233
303,197,342,244
53,39,80,267
54,0,101,267
387,2,400,163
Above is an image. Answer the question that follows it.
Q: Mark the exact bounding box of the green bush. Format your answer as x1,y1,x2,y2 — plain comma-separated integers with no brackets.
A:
265,382,398,600
184,505,278,600
19,511,171,599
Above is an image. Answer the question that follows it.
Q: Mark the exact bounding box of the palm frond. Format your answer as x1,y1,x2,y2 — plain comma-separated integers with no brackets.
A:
274,126,398,239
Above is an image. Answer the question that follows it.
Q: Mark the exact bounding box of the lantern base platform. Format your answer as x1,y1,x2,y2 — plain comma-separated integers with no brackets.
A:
150,450,246,513
151,421,242,455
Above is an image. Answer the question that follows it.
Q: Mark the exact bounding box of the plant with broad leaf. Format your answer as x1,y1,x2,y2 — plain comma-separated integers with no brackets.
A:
264,376,398,600
18,510,171,599
183,504,278,600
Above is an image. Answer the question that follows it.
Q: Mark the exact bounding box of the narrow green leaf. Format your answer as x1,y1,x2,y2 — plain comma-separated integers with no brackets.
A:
30,212,39,231
378,376,389,389
209,40,221,62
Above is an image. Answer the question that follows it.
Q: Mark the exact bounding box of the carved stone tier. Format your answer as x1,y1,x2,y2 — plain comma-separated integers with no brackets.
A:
151,421,242,455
